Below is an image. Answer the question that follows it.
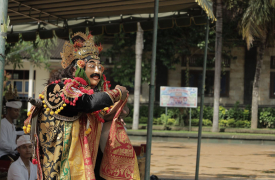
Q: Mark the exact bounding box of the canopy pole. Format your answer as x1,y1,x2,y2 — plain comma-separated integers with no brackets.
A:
27,64,34,111
0,0,9,120
145,0,159,179
195,17,209,180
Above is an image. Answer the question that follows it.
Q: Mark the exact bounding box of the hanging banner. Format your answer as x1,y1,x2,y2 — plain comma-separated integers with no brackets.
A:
160,86,198,108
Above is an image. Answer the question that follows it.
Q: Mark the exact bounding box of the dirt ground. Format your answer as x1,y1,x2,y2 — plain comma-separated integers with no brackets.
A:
1,139,274,180
132,140,275,180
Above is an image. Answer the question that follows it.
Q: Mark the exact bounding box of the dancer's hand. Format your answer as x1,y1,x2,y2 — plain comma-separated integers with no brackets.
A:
115,85,129,101
28,97,42,107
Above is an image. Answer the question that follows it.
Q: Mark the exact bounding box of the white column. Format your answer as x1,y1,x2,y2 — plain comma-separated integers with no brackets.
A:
27,64,34,111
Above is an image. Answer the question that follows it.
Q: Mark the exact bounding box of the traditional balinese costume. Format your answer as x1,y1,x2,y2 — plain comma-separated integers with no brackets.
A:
24,32,140,180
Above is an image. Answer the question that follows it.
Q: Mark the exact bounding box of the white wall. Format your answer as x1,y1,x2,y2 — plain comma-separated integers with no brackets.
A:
5,60,62,98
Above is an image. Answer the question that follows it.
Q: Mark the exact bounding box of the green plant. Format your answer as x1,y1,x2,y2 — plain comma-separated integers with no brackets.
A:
235,120,245,127
173,119,180,126
191,119,199,126
243,120,251,128
167,118,176,126
227,119,236,127
167,108,184,126
191,108,199,119
243,109,250,120
227,102,243,120
127,104,133,118
192,106,214,121
153,106,165,119
139,116,148,124
259,108,275,128
202,119,212,126
139,106,148,117
219,119,228,127
124,117,133,124
156,118,162,125
235,120,251,128
203,106,213,120
160,114,169,125
219,106,228,120
153,118,158,125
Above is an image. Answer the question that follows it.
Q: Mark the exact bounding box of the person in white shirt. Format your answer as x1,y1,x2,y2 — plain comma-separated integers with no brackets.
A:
0,101,23,161
7,135,37,180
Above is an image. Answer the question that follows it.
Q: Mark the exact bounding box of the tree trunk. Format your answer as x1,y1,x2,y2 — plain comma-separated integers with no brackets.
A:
132,22,143,130
212,0,223,132
251,39,266,129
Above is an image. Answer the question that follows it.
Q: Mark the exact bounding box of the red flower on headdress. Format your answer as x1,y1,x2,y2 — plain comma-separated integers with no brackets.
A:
97,44,103,53
77,60,85,69
73,40,83,48
87,31,93,39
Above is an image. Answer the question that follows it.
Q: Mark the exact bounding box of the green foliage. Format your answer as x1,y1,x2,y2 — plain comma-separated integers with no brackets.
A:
219,119,251,128
243,109,250,120
191,119,212,126
102,23,218,87
191,106,213,121
5,35,57,70
191,119,200,126
203,106,213,120
259,108,275,128
202,119,213,126
139,116,148,124
127,104,134,118
227,119,236,127
101,33,150,87
167,108,183,125
227,102,243,120
160,114,169,125
243,120,251,128
235,120,251,128
219,106,228,120
124,116,133,124
153,105,165,119
153,118,159,125
239,0,275,49
219,119,228,127
167,118,176,126
139,106,148,117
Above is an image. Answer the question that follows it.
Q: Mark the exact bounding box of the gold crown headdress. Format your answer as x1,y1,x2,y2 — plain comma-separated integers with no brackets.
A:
60,32,103,69
5,84,18,101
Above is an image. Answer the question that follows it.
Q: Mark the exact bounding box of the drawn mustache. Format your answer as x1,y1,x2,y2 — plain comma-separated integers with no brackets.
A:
90,73,101,79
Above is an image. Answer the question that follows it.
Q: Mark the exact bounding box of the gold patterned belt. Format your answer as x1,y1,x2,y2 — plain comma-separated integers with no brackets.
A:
53,112,83,121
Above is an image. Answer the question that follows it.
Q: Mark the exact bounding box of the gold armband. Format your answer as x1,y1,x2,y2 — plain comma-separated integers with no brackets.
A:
105,88,122,103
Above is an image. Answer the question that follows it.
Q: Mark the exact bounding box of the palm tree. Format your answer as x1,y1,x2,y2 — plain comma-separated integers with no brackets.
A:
240,0,275,128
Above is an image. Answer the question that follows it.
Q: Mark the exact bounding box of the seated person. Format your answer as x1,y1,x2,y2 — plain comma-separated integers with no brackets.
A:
0,101,23,161
7,135,37,180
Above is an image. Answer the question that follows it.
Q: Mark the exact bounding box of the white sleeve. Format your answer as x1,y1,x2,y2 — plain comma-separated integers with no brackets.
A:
7,163,22,180
35,165,38,180
0,123,17,154
16,131,24,136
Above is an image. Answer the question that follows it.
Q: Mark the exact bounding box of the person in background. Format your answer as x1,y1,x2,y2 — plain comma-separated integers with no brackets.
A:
0,101,24,161
8,135,37,180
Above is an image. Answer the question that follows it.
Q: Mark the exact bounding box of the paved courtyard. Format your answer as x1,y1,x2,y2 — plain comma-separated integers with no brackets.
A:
132,139,275,180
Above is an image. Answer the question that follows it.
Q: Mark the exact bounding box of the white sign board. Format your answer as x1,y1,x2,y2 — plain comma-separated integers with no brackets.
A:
160,86,198,108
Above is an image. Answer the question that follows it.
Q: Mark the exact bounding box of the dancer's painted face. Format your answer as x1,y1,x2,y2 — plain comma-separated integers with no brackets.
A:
85,59,104,88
